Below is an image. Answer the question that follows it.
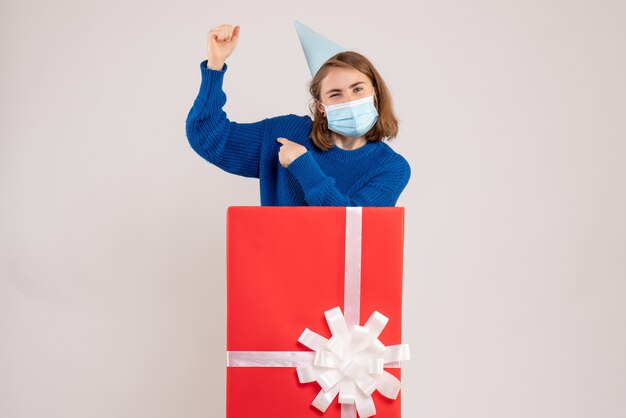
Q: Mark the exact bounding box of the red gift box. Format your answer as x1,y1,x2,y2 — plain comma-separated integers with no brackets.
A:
226,206,408,418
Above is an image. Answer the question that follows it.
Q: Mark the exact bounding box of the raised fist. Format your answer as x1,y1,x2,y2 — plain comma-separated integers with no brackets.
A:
207,24,240,70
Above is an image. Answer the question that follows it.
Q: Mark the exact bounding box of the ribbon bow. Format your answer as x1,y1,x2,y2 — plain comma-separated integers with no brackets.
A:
296,307,410,418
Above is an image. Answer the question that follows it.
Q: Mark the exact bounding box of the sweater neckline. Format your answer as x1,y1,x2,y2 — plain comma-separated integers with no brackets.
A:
325,140,382,162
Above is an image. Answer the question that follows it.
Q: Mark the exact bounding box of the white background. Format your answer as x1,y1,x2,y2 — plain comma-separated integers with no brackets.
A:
1,0,625,417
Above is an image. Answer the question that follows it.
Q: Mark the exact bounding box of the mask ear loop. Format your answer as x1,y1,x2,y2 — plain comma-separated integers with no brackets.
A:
309,98,326,117
318,99,326,117
371,78,379,109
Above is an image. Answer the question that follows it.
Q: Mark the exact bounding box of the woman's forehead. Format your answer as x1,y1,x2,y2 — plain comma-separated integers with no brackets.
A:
321,66,370,91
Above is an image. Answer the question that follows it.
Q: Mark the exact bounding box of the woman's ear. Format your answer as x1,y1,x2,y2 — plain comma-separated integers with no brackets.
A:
316,100,326,116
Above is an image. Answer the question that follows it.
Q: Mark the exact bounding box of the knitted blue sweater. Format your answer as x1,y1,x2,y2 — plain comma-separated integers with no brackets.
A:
185,60,411,206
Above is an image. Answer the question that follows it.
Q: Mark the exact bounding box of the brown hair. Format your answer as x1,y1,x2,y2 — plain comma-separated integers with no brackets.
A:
308,51,399,151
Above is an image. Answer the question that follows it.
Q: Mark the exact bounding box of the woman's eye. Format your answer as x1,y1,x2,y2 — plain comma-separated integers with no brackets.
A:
354,87,363,92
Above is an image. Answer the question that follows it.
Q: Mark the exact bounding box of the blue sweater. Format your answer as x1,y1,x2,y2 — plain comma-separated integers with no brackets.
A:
185,60,411,206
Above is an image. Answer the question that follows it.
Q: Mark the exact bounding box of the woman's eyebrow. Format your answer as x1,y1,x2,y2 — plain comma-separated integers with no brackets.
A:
325,81,366,95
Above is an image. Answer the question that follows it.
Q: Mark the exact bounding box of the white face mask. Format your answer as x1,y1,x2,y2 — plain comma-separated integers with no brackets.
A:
322,95,379,137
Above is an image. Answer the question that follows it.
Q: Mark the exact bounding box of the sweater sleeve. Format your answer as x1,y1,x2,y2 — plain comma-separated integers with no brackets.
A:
286,151,411,207
185,60,266,178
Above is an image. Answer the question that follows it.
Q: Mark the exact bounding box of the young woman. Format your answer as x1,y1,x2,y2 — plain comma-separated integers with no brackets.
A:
185,23,411,206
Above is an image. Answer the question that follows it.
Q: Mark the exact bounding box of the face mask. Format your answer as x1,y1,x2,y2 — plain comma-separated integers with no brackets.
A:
322,95,379,137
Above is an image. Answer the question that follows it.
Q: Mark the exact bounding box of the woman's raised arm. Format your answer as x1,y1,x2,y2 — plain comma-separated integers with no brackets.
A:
185,61,266,178
185,24,266,178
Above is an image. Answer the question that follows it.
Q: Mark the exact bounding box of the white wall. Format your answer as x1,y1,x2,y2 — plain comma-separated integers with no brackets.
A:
1,0,625,417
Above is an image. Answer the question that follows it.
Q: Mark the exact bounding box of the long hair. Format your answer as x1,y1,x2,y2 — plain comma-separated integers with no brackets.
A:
308,51,399,151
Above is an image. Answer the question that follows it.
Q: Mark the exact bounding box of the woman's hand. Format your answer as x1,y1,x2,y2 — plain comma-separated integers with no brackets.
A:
207,24,240,70
276,137,307,168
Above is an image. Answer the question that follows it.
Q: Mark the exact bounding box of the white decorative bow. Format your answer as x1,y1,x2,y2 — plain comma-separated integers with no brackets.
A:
296,307,410,418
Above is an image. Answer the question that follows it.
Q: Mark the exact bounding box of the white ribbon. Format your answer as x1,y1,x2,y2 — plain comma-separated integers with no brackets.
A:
343,206,363,328
226,207,410,418
297,307,410,418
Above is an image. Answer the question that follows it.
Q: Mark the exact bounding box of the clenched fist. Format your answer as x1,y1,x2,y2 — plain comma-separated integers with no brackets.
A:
207,24,240,70
276,137,307,168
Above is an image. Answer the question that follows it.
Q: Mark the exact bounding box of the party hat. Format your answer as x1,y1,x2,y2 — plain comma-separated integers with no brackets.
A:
294,20,346,77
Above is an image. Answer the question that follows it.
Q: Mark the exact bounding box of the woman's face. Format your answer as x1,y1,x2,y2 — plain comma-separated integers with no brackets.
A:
317,66,376,112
